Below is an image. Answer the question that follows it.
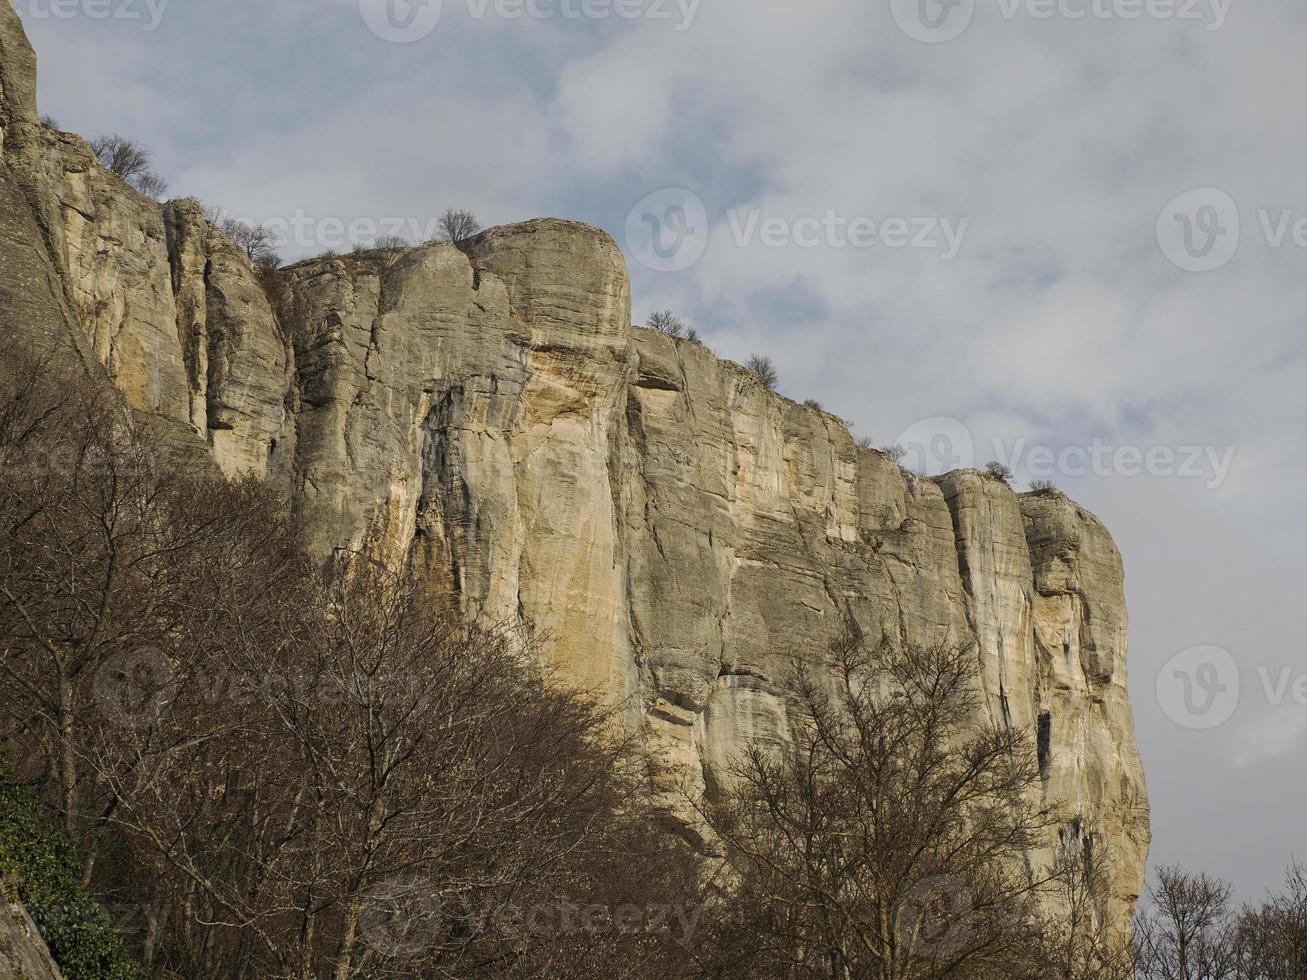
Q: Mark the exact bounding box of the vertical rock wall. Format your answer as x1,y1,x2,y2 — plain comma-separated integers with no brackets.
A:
0,0,1147,934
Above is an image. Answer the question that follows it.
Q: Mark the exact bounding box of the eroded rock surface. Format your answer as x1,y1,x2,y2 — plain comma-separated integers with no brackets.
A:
0,893,63,980
0,0,1148,935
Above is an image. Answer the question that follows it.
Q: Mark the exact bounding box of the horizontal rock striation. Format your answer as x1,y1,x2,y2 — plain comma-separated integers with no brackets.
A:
0,0,1147,935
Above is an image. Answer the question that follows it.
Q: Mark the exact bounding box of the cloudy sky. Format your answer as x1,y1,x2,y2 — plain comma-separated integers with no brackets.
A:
17,0,1305,900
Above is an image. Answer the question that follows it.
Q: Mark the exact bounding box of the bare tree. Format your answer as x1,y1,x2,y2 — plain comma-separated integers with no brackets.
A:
0,359,701,976
1042,834,1134,980
697,627,1056,979
745,354,779,391
985,461,1014,484
437,209,482,248
647,311,703,344
90,134,150,179
254,252,283,276
1124,860,1307,980
132,172,168,200
648,310,685,337
0,362,163,851
1134,866,1238,980
209,212,281,266
90,134,168,199
93,550,695,978
1232,862,1307,980
0,360,304,892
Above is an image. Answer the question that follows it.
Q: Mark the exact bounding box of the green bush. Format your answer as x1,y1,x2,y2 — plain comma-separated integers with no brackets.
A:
0,757,142,979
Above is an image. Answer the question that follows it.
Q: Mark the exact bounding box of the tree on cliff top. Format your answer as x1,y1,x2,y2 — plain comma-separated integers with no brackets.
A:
745,354,779,390
90,134,167,200
216,214,280,266
649,310,703,343
437,208,482,248
986,460,1015,484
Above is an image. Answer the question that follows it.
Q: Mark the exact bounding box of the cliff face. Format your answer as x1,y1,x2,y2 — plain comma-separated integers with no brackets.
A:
0,892,63,980
0,1,1148,934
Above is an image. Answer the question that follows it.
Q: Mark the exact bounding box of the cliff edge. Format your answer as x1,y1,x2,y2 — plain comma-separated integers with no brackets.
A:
0,0,1148,935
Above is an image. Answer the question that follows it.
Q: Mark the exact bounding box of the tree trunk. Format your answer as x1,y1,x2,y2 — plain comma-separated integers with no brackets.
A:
333,903,360,980
57,667,77,841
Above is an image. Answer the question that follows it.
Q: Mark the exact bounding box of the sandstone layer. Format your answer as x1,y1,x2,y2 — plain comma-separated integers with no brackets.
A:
0,1,1148,935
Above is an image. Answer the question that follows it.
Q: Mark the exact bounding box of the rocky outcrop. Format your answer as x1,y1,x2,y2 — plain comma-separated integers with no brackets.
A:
0,0,1148,935
0,1,37,143
281,224,635,700
1,4,69,353
0,891,63,980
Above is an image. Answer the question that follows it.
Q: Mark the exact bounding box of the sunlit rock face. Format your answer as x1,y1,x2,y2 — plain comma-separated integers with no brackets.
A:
1,0,1147,935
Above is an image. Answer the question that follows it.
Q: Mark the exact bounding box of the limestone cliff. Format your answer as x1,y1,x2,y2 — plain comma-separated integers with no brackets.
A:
0,1,1148,935
0,890,63,980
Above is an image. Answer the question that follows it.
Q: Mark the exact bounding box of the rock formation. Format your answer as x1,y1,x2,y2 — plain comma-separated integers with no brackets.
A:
0,890,63,980
0,0,1148,936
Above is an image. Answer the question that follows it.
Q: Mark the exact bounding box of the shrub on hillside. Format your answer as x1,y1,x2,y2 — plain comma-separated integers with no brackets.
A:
648,310,703,343
986,460,1014,483
0,756,142,980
